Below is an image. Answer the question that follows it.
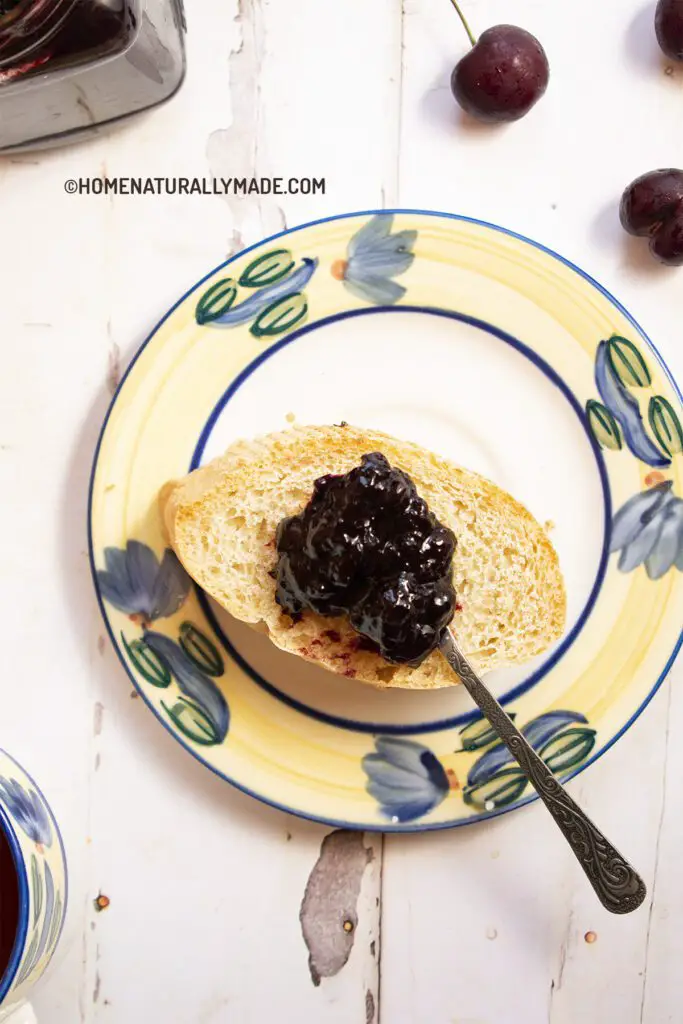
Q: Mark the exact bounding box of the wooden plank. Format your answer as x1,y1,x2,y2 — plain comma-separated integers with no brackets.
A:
380,680,677,1024
206,0,403,246
635,670,683,1024
0,1,399,1021
384,0,683,1019
68,650,383,1021
3,0,682,1020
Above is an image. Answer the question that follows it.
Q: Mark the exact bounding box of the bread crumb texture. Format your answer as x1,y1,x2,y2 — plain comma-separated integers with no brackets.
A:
161,425,566,690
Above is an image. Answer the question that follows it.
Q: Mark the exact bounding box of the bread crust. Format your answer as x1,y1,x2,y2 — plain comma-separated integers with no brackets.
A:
160,425,566,689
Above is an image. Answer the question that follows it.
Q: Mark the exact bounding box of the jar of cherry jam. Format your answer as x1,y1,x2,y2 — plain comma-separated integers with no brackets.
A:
0,0,185,151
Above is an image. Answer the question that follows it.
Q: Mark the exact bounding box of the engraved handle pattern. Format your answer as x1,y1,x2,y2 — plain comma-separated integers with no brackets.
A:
440,631,647,915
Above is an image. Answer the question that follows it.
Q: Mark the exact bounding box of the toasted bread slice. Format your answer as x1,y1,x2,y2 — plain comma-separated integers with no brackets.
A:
160,425,566,689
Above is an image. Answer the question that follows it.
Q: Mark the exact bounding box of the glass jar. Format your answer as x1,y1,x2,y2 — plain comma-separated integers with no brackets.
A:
0,0,185,151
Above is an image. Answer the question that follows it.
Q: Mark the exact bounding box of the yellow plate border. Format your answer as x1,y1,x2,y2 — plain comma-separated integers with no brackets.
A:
88,210,683,832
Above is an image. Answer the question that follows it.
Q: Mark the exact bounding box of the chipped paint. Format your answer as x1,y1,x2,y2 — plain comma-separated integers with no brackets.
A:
206,0,286,252
93,702,104,736
549,905,573,1016
640,680,673,1022
366,988,376,1024
300,830,373,986
79,926,87,1022
107,343,121,395
93,971,101,1003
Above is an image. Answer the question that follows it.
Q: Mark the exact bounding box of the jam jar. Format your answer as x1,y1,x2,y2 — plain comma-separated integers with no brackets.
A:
0,0,185,151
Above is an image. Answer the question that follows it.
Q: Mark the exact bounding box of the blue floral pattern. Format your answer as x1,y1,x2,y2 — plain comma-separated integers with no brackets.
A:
362,738,449,823
0,778,52,849
594,338,670,467
195,255,317,337
97,541,190,623
464,711,592,788
362,710,597,823
610,482,683,578
586,335,683,579
140,632,229,745
97,537,231,749
333,214,416,305
15,862,57,987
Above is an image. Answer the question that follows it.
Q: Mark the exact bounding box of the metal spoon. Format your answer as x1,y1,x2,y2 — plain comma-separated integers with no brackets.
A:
439,629,647,915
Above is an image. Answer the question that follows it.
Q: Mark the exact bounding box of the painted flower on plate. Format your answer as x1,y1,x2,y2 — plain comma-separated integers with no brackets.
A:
592,337,670,468
465,711,591,789
0,778,52,850
97,541,191,624
610,480,683,579
331,214,416,305
362,737,449,823
462,710,597,811
143,631,230,745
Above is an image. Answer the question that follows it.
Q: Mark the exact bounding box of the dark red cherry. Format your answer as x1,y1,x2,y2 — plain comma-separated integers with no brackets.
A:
620,169,683,265
655,0,683,60
650,213,683,265
451,24,549,124
620,169,683,236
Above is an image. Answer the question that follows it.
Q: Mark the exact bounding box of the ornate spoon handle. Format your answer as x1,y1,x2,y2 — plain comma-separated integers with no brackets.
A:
439,630,647,915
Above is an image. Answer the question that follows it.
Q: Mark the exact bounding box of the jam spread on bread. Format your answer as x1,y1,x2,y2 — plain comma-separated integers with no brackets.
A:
274,453,457,665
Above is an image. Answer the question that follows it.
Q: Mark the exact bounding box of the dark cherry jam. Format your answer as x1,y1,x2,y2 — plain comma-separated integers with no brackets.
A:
275,453,457,666
0,0,137,83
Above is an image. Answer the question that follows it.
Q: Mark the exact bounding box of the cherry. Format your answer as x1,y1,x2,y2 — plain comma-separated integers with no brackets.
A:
448,2,549,124
651,215,683,265
620,169,683,266
655,0,683,60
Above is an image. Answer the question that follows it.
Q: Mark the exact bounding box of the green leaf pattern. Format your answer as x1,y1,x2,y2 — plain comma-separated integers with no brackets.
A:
607,335,652,388
649,396,683,457
585,334,683,580
15,857,64,989
161,698,222,746
195,252,317,336
586,399,623,451
178,622,224,676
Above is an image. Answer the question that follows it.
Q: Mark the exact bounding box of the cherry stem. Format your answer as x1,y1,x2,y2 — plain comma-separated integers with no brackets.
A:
448,0,477,47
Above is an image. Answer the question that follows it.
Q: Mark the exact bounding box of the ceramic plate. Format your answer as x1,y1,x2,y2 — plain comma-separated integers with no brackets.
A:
89,210,683,831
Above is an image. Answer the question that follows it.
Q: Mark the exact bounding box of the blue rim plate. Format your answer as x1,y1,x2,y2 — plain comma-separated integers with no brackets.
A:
88,210,683,831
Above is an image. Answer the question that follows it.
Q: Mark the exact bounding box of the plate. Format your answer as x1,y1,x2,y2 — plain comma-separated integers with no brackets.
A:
89,210,683,831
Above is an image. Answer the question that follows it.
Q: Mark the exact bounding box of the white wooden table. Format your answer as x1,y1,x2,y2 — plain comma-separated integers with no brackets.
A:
2,1,682,1020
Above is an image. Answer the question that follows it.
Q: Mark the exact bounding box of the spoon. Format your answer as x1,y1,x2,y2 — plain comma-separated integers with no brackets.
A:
439,629,647,915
